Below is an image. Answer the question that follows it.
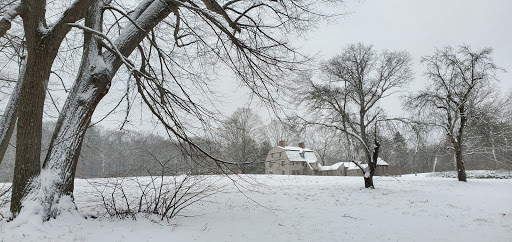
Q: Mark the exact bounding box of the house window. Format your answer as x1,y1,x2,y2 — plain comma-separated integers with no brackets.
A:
281,160,284,166
279,152,282,157
271,153,274,158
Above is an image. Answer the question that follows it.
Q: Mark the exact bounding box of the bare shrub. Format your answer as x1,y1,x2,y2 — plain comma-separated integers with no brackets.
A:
87,174,222,221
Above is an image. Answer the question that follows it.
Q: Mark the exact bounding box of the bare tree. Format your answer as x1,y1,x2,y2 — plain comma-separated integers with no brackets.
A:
406,46,500,182
407,123,431,173
262,118,301,147
303,126,347,165
219,107,264,174
297,43,413,188
463,93,512,170
0,0,337,220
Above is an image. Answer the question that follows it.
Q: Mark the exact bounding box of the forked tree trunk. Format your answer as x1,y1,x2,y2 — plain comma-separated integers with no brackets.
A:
16,0,177,220
4,0,97,217
15,0,110,219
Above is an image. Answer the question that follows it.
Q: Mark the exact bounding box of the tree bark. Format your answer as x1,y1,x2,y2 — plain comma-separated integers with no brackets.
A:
0,59,25,165
455,104,467,182
364,139,379,188
454,146,467,182
10,48,54,215
8,0,96,217
17,0,110,219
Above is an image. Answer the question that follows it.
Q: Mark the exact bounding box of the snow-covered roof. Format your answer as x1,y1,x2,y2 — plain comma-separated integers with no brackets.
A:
281,146,318,164
317,161,369,171
281,146,313,152
343,158,389,170
377,158,389,166
317,162,345,171
333,162,367,171
343,159,388,171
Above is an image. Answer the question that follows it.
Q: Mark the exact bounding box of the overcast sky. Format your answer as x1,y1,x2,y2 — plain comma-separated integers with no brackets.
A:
304,0,512,87
211,0,512,124
89,0,512,132
290,0,512,116
1,0,509,136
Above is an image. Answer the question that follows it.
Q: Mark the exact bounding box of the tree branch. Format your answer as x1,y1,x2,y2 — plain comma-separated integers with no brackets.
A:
0,3,24,38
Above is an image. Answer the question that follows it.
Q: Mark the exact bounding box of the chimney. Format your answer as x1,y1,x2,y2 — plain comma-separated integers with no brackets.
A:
298,142,305,149
278,140,286,147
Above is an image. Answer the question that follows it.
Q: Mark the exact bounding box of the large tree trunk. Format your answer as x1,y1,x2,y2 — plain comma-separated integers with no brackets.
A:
34,57,110,220
10,48,55,215
454,146,467,182
363,176,373,188
364,139,379,189
362,145,373,188
455,106,467,182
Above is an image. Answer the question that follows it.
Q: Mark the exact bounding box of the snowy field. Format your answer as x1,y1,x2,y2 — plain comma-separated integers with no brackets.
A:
1,174,511,242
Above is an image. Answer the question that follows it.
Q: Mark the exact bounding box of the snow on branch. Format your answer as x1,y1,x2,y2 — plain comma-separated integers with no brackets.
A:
47,0,95,38
105,0,177,73
0,3,24,38
67,23,152,80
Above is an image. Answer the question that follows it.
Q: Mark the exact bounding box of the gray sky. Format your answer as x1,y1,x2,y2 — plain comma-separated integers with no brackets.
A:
1,0,509,136
118,0,512,133
20,0,507,133
88,0,512,133
292,0,512,117
304,0,512,87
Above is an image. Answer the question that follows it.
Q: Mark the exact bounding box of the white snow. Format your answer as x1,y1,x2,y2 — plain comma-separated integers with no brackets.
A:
376,157,388,166
317,162,345,171
282,146,318,164
317,161,367,171
1,174,511,241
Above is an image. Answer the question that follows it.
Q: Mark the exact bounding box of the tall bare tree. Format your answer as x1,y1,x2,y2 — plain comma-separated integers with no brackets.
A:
406,46,500,181
262,118,301,146
298,43,413,188
0,0,336,220
219,107,264,174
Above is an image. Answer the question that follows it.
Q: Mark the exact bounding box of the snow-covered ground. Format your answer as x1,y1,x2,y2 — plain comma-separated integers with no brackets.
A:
1,174,511,242
427,169,512,179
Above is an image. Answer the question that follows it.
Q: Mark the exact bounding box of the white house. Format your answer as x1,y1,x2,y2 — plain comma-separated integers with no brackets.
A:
265,141,389,176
